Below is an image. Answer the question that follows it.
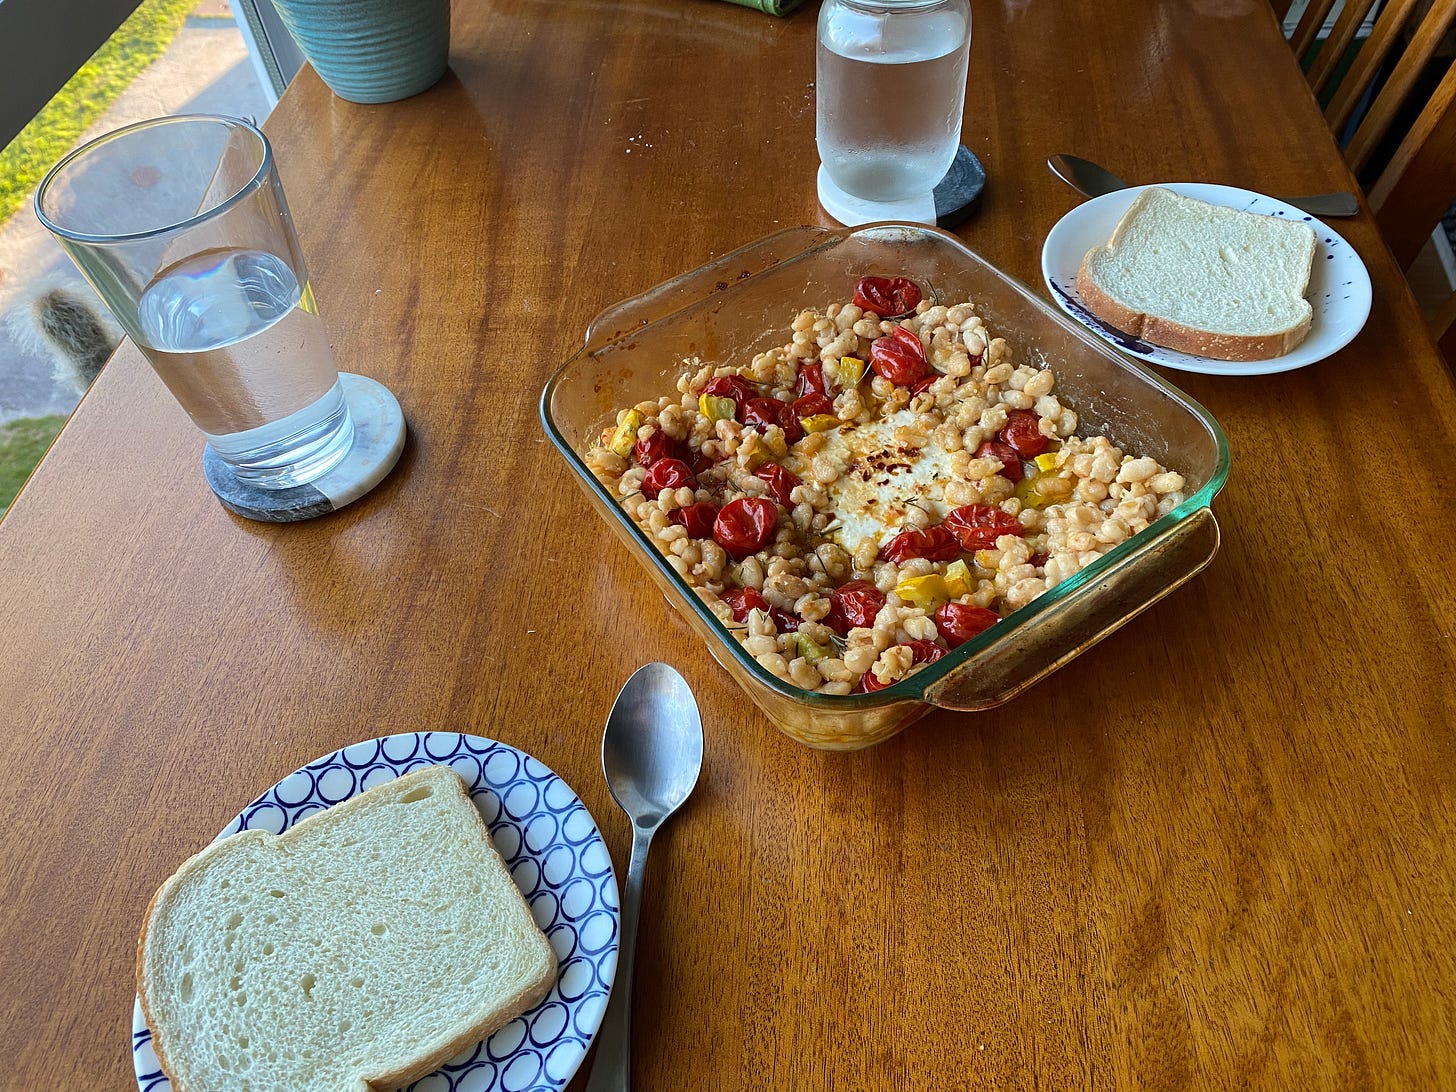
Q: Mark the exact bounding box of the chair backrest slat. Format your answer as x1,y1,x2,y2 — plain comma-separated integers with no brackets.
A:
1370,58,1456,268
1434,294,1456,364
1344,0,1456,173
1283,0,1456,364
1291,0,1342,63
1323,0,1424,133
1308,0,1379,96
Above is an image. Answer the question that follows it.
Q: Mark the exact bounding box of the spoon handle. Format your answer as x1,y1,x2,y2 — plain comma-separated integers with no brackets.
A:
1280,192,1360,217
584,825,653,1092
1046,156,1360,218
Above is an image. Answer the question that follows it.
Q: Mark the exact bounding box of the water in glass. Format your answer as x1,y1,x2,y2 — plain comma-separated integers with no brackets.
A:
136,248,351,484
817,0,971,203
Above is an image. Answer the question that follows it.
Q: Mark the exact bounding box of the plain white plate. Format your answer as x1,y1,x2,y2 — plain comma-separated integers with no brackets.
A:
1041,182,1373,376
132,733,618,1092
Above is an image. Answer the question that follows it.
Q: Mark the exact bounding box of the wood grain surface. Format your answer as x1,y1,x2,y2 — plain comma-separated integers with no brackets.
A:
2,0,1454,1088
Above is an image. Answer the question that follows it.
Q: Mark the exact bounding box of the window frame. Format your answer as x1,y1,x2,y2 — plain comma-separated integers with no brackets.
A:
0,0,143,150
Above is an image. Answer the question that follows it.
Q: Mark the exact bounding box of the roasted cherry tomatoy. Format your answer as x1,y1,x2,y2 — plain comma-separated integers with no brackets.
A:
755,463,801,507
720,586,769,622
795,362,829,400
702,376,760,418
641,458,696,500
852,276,922,318
823,580,886,635
943,504,1023,552
713,496,778,559
907,640,947,665
880,524,960,564
975,439,1024,483
791,393,834,419
869,326,930,387
633,429,677,468
742,397,804,445
933,602,1001,647
999,409,1049,458
670,502,719,538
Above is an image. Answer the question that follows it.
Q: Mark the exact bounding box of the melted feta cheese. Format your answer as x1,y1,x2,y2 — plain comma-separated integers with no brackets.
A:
787,409,959,550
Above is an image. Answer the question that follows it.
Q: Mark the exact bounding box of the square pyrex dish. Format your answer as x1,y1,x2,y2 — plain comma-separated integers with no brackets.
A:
541,224,1230,750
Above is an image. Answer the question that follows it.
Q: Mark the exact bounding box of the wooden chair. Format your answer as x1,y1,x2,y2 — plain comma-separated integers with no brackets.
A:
1288,0,1456,362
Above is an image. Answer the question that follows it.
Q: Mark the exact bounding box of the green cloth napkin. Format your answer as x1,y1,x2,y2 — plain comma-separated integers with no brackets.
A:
719,0,808,16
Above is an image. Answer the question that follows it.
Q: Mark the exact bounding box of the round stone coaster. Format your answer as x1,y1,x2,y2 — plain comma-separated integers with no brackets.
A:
816,146,985,229
202,373,406,523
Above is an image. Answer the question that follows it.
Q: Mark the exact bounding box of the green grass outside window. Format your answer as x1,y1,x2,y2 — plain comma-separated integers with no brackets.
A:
0,415,67,516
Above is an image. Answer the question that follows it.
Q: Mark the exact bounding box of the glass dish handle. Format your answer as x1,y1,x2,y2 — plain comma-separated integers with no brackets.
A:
922,507,1222,712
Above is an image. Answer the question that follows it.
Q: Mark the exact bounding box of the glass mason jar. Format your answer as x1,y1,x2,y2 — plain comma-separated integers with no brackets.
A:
816,0,972,204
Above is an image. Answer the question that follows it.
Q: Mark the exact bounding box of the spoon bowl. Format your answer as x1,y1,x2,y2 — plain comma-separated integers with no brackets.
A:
602,663,702,826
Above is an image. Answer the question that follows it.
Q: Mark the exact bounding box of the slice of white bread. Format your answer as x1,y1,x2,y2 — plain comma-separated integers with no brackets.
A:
1076,187,1317,361
137,765,557,1092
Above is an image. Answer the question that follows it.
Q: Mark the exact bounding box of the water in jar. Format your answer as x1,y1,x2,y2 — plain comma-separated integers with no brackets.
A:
817,0,971,203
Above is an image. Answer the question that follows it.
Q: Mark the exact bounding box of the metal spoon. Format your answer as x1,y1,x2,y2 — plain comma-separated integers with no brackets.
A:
584,663,704,1092
1047,153,1360,218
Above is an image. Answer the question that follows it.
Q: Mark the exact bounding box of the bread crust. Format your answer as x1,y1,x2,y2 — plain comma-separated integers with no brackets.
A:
1075,252,1312,362
136,767,557,1092
1074,187,1315,362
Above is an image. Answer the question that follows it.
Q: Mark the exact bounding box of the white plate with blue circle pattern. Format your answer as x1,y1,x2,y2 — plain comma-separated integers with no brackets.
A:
132,732,619,1092
1041,182,1372,376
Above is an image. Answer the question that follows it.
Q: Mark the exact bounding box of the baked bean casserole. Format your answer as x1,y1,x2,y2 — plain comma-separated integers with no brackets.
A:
585,276,1188,695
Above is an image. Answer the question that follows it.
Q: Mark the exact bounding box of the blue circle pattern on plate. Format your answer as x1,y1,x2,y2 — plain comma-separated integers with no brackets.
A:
132,733,619,1092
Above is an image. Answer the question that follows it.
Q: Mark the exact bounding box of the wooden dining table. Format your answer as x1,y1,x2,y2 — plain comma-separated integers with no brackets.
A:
3,0,1455,1087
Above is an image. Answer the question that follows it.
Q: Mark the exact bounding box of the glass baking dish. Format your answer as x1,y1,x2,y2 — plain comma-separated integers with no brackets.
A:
540,224,1230,750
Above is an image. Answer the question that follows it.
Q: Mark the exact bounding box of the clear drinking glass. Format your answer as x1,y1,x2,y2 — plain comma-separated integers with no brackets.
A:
816,0,972,203
35,114,353,489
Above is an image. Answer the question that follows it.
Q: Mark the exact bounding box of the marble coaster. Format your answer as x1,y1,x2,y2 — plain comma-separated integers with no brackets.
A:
202,373,406,523
816,146,986,229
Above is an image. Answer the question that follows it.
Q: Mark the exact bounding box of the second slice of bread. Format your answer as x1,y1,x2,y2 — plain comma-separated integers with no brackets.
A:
1076,187,1317,361
137,765,557,1092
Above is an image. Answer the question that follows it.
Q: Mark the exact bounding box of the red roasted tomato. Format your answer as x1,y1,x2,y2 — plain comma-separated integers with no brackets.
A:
669,502,719,538
880,524,960,564
755,463,801,507
907,639,947,665
791,392,834,419
852,276,922,318
713,496,778,559
633,429,678,468
641,458,696,500
792,363,834,418
795,362,829,400
943,505,1023,552
933,602,1001,647
824,580,887,635
720,586,769,622
869,326,930,387
974,439,1024,483
857,640,944,692
998,409,1049,458
702,375,760,418
859,669,889,693
742,397,804,445
770,608,800,633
